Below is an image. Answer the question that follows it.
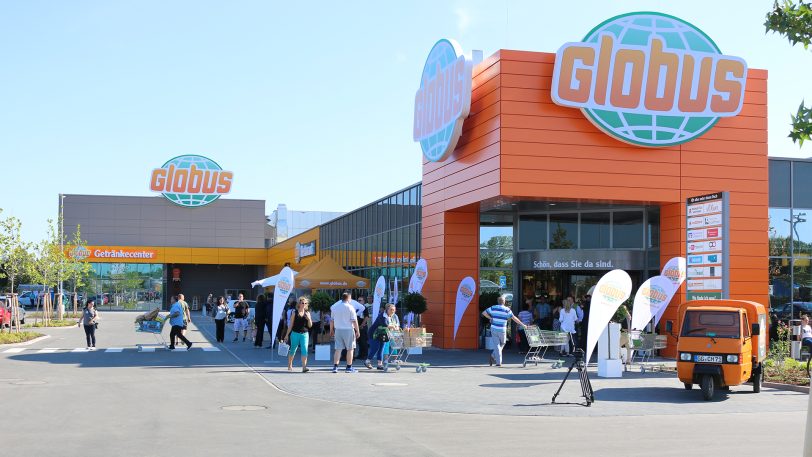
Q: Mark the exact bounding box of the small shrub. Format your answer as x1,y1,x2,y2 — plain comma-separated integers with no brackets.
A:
0,332,45,344
309,291,333,313
403,292,427,315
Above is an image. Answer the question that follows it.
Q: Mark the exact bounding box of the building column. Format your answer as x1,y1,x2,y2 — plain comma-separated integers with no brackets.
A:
422,203,480,349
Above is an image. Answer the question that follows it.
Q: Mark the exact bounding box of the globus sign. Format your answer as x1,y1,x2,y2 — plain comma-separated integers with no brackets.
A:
413,39,473,162
551,12,748,147
149,155,233,207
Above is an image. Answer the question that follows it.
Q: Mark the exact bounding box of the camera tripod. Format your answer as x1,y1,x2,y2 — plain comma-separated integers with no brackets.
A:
551,347,594,407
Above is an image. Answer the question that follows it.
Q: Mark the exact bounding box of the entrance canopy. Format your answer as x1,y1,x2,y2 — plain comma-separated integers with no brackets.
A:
293,256,368,289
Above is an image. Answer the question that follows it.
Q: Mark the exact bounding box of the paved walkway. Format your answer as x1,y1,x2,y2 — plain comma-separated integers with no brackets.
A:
0,312,806,456
195,318,808,417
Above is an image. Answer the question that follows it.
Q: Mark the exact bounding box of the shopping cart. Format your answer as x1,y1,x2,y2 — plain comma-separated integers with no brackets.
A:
135,315,169,351
522,326,570,368
382,330,433,373
627,331,668,372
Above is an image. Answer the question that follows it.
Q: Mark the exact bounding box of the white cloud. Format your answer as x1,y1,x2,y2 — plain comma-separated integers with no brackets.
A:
455,6,472,32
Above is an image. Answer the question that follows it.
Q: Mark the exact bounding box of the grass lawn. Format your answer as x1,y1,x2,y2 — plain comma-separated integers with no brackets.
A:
24,319,78,328
0,331,45,344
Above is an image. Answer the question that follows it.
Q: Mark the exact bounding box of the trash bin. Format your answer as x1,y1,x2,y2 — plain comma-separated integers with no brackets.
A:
790,318,802,360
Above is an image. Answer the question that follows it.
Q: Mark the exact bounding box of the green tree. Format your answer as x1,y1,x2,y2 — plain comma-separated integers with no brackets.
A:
479,235,513,267
766,1,812,145
64,225,93,314
27,219,62,324
0,211,33,333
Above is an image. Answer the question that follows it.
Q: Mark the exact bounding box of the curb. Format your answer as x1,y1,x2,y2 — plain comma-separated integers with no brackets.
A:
1,334,51,347
763,381,809,393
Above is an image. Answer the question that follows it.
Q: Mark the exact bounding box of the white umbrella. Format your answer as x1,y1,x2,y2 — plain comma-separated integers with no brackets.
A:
251,269,298,288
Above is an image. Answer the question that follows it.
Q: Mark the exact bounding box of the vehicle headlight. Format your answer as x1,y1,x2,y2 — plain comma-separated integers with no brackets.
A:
726,355,738,363
680,352,691,361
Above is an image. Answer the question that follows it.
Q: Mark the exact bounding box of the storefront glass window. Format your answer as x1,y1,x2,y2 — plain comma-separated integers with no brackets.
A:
769,258,791,310
792,209,812,258
770,160,791,207
647,208,660,248
793,261,812,302
769,208,792,257
613,211,644,248
86,263,165,311
580,212,610,249
549,213,577,249
518,215,547,250
793,162,812,208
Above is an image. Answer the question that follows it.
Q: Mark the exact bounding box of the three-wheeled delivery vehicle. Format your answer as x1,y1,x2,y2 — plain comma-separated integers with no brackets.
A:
676,300,767,401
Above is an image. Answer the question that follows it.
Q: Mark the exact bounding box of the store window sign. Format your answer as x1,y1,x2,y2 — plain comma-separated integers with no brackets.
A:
413,39,473,162
69,247,157,260
551,12,747,147
295,241,316,263
149,155,233,208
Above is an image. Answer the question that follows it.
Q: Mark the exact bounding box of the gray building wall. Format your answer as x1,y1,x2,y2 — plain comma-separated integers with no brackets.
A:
63,194,267,249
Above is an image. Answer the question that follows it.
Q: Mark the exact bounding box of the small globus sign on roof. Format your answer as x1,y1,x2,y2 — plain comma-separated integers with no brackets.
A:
149,155,233,207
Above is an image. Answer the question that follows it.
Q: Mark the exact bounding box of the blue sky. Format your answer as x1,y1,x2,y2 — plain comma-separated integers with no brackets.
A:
1,1,810,243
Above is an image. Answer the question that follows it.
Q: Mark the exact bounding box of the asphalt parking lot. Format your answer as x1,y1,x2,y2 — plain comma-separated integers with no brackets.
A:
0,312,806,456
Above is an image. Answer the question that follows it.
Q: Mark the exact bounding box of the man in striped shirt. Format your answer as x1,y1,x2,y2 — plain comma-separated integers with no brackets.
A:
482,295,527,366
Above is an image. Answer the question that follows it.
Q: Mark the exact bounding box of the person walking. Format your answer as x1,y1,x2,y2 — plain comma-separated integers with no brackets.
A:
284,296,313,372
206,294,214,317
213,296,229,343
517,301,534,353
253,295,268,348
264,293,275,348
330,292,360,373
559,298,578,356
168,296,192,350
481,295,526,366
178,293,192,340
355,296,370,360
76,299,99,350
232,293,250,342
366,303,400,369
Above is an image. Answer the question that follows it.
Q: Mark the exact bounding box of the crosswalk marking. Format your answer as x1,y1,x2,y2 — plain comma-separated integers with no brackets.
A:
3,346,221,354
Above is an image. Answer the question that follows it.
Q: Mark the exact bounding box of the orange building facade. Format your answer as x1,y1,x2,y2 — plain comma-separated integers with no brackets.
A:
420,49,768,354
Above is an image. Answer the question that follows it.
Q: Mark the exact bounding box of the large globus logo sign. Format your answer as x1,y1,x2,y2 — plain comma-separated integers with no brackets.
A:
551,12,748,147
149,155,233,207
413,39,472,162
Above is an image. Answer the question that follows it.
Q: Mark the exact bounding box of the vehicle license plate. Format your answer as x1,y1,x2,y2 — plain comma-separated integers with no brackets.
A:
694,355,722,363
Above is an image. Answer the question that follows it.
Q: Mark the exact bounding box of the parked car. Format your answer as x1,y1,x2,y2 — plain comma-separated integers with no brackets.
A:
226,299,256,323
17,291,37,308
0,296,25,325
773,302,812,321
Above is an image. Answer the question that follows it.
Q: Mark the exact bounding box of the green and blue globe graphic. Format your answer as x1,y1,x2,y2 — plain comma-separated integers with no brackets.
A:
582,12,722,147
417,39,462,161
160,155,223,208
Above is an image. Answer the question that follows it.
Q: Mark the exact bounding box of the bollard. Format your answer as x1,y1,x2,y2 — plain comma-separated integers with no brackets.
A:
791,319,803,360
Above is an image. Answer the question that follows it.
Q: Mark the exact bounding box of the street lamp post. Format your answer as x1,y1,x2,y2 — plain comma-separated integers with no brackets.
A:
59,194,65,311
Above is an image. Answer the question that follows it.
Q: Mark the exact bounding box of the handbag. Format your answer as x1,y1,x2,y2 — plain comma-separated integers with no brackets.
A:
94,322,99,329
277,341,290,357
373,327,390,342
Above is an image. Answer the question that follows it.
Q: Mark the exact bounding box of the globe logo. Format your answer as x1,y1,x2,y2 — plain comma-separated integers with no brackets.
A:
413,39,472,161
149,155,233,208
552,12,748,147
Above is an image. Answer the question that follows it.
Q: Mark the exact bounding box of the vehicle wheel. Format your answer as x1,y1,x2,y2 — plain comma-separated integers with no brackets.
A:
396,365,401,371
700,374,715,401
422,366,428,373
522,362,527,368
684,383,693,390
416,367,421,373
383,365,389,373
753,364,762,393
640,367,646,373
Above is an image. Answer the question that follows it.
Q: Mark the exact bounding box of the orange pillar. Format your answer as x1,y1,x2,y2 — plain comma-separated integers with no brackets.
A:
421,203,479,349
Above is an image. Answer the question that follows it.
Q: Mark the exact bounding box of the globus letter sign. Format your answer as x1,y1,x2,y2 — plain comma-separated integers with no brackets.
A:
551,12,748,147
413,39,473,162
149,155,233,207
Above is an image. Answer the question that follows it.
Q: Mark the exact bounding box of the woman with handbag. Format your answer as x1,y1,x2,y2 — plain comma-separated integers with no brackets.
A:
213,296,229,343
76,299,99,350
284,297,312,372
365,303,400,370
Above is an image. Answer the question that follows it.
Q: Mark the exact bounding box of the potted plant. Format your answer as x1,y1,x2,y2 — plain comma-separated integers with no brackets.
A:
402,292,427,328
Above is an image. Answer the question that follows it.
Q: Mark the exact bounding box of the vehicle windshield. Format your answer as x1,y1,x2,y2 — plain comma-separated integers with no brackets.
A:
681,310,740,339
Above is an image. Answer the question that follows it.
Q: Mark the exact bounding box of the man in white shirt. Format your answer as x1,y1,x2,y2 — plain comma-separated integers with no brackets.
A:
330,292,360,373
